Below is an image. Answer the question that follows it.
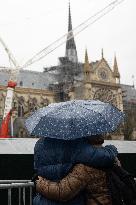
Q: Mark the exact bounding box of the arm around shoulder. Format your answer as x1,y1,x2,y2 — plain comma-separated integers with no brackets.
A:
75,143,118,168
36,164,88,202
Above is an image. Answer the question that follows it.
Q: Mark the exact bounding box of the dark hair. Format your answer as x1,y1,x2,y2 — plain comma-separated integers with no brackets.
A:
87,134,104,145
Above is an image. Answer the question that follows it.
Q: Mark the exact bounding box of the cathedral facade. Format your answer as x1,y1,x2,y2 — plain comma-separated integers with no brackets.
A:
50,3,123,112
0,3,124,137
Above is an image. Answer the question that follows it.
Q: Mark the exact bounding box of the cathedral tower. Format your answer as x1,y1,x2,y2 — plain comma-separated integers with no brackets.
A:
83,49,91,82
113,55,120,83
65,2,78,63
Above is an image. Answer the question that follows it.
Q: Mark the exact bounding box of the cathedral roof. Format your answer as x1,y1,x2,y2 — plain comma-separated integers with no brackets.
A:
121,84,136,102
0,68,56,89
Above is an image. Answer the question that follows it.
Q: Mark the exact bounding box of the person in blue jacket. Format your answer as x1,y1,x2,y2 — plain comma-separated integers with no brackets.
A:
33,137,118,205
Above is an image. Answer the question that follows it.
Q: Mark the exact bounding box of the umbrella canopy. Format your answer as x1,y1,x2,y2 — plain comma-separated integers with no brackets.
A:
25,100,124,140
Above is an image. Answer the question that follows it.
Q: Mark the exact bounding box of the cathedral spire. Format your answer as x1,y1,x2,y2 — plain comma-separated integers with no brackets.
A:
68,1,72,32
65,1,78,63
113,54,120,83
84,49,91,82
84,49,90,71
101,48,104,59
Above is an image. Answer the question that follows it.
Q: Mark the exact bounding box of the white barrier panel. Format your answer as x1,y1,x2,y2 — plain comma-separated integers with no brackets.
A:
0,138,136,154
0,138,38,154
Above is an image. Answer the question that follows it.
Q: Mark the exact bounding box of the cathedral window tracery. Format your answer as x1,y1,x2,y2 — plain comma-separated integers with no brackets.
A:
93,88,117,106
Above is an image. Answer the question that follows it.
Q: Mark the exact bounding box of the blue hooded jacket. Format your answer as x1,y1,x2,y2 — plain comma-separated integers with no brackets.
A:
33,138,117,205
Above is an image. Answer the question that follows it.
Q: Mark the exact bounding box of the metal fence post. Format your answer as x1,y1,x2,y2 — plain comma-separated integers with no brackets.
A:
23,187,26,205
8,188,12,205
18,187,21,205
30,187,33,205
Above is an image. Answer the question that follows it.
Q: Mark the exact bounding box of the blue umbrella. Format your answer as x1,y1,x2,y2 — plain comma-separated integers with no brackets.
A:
25,100,124,140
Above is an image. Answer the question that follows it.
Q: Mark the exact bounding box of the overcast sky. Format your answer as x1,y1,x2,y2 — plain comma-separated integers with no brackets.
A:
0,0,135,86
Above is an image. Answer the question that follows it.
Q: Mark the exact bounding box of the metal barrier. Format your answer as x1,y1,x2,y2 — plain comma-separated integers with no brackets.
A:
0,178,136,205
0,180,34,205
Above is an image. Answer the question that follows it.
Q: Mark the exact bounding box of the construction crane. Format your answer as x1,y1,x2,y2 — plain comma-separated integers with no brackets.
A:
0,0,125,137
0,36,20,119
0,36,21,137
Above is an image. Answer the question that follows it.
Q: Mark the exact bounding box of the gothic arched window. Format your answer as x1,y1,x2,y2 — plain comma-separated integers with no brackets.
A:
18,96,25,117
19,81,23,86
18,104,24,117
40,98,49,107
0,93,5,116
28,97,38,112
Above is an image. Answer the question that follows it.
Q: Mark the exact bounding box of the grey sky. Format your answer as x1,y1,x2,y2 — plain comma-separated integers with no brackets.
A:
0,0,135,86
